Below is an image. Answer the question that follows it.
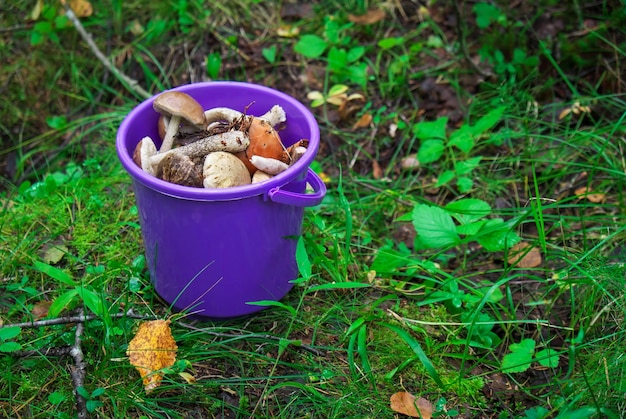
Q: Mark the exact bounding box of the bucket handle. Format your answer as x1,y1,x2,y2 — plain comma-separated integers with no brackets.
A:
267,168,327,207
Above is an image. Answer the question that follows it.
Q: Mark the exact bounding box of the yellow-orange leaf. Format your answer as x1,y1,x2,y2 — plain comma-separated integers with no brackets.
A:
507,242,542,268
127,320,178,393
390,391,434,418
352,113,373,130
70,0,93,17
574,186,605,203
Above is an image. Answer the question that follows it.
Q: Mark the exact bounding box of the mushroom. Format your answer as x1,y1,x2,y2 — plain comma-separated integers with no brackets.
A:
149,130,249,170
202,151,251,188
237,117,288,175
155,153,203,187
132,136,158,175
258,104,286,127
250,155,290,175
251,170,273,183
153,91,206,153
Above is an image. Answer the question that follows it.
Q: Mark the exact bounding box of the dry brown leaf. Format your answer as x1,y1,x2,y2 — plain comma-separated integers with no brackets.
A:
574,186,606,203
69,0,93,17
127,320,178,393
352,113,373,130
390,391,434,418
348,8,385,25
372,159,383,179
39,241,68,264
507,242,542,268
31,301,52,319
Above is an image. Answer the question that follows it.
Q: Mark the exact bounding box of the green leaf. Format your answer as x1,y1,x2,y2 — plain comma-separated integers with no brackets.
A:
456,177,474,193
413,117,448,141
48,391,67,405
370,244,412,274
445,199,491,224
456,220,487,236
475,218,521,252
294,34,328,58
262,45,277,63
535,348,559,368
411,204,460,249
0,341,22,352
455,156,482,175
48,288,79,318
206,52,221,79
502,338,535,373
554,407,599,419
76,287,106,318
417,139,445,164
33,261,76,286
448,125,474,153
296,237,312,279
377,37,404,50
435,170,455,188
473,2,502,29
0,326,21,341
327,46,348,74
471,106,506,135
347,46,365,62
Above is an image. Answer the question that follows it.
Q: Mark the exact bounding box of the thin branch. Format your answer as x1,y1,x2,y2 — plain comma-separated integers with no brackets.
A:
61,3,152,100
1,309,150,329
69,317,88,419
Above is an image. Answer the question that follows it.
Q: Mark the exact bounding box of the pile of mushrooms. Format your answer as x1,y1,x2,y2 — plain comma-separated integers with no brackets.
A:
132,91,309,188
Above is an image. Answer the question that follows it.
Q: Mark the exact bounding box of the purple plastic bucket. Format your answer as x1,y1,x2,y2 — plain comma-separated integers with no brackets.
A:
116,81,325,318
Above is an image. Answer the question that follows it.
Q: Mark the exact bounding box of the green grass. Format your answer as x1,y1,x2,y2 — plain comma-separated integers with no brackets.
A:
1,0,626,417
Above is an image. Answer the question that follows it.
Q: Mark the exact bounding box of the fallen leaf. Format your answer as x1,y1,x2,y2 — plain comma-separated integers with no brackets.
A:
69,0,93,17
30,0,44,20
39,241,68,264
507,242,542,268
372,159,383,179
127,320,178,393
31,301,52,319
574,186,605,203
277,24,300,38
390,391,434,418
348,8,385,25
352,113,373,130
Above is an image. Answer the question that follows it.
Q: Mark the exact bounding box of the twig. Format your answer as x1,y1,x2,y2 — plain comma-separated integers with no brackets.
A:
178,322,324,357
61,3,151,100
0,309,149,329
69,315,88,419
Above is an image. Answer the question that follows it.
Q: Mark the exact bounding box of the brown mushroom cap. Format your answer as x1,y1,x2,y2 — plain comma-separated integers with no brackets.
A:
238,117,288,174
153,91,206,130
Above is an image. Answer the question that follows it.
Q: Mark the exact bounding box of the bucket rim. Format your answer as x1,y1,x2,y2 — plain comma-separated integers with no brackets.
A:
116,81,320,201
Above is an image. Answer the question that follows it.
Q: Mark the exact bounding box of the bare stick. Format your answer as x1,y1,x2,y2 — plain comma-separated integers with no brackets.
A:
0,309,149,330
69,316,88,419
61,4,151,100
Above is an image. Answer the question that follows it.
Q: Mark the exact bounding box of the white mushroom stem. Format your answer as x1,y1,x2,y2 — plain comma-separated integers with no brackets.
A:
250,155,290,175
160,115,181,153
149,130,249,169
139,136,158,175
259,105,286,127
203,107,245,125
